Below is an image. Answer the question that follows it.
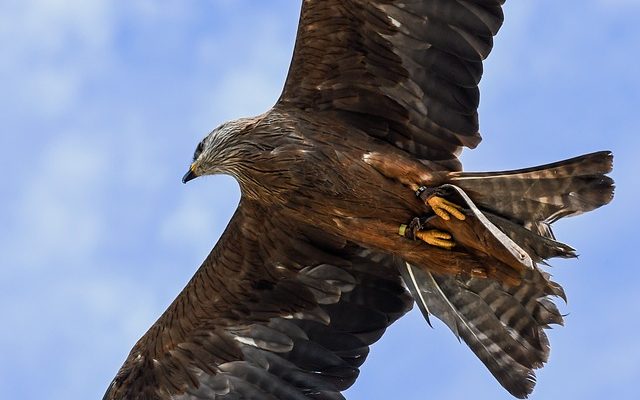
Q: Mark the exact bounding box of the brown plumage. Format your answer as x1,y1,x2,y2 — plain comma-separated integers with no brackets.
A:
104,1,614,399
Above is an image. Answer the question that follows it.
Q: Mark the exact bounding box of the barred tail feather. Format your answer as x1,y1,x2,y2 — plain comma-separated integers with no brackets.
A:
448,151,614,233
398,152,613,396
485,212,577,262
400,263,565,399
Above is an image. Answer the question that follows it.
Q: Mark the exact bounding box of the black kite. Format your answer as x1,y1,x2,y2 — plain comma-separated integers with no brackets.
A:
104,1,614,399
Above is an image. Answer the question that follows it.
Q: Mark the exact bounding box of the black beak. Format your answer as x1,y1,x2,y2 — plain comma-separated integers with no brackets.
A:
182,167,198,184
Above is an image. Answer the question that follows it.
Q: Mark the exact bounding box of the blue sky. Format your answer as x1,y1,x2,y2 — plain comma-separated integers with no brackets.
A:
1,1,639,399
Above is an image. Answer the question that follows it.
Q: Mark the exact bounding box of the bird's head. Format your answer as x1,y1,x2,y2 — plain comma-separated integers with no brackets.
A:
182,118,257,183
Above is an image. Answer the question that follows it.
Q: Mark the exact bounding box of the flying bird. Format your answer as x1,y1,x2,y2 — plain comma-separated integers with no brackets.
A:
104,1,614,399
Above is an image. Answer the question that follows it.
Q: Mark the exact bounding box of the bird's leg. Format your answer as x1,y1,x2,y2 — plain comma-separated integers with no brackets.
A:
398,217,456,250
415,186,466,222
363,151,467,249
417,230,456,250
401,187,466,250
362,151,466,221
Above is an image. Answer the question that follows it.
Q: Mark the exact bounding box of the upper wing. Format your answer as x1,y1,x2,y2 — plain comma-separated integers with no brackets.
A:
103,200,412,400
277,0,506,170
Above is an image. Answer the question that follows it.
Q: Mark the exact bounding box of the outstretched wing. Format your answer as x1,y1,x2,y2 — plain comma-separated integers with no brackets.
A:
278,0,506,170
103,200,412,400
401,264,565,399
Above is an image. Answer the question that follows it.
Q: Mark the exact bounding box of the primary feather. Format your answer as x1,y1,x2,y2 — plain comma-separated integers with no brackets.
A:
400,264,564,399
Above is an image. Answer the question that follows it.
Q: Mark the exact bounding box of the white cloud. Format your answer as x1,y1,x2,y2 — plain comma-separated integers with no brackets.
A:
191,12,294,127
1,2,634,400
115,117,174,190
0,0,113,51
160,175,240,252
0,0,115,117
1,135,110,270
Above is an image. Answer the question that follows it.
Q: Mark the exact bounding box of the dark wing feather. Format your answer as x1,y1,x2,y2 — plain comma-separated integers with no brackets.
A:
103,201,412,400
394,152,611,398
278,0,506,170
400,263,565,399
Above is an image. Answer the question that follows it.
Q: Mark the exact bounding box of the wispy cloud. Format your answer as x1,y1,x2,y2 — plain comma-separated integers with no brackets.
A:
1,2,636,400
160,176,239,252
2,135,109,270
0,0,114,118
190,9,295,128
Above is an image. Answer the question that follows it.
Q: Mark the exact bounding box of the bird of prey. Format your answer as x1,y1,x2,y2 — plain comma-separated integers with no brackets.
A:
104,1,614,399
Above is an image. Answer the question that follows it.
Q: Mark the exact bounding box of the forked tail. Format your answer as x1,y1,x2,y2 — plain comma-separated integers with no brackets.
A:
400,151,614,398
448,151,614,237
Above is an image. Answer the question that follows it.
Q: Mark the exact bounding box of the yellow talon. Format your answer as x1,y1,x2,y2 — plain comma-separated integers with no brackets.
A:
416,229,456,250
426,196,466,221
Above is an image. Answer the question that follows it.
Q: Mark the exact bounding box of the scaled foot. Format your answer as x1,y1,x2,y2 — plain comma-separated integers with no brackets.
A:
399,220,456,250
416,229,456,250
426,195,466,221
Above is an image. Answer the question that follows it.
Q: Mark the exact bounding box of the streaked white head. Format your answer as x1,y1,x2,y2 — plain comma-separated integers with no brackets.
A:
182,117,259,183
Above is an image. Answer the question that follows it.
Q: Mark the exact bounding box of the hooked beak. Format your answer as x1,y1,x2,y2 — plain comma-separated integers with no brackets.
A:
182,164,198,184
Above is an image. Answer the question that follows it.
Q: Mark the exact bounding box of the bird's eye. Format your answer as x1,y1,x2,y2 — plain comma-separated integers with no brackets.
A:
193,142,204,161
